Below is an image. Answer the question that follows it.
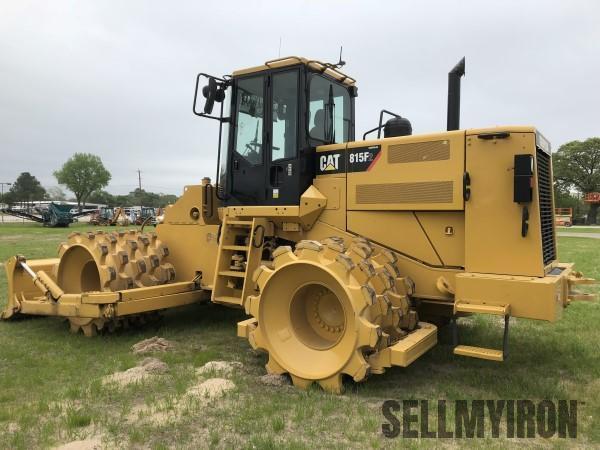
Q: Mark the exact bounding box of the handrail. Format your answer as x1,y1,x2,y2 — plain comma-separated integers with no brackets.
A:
305,60,356,85
362,110,401,140
264,56,356,85
264,56,304,67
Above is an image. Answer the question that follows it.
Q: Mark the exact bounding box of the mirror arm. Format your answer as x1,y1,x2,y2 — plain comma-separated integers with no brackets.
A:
192,72,231,200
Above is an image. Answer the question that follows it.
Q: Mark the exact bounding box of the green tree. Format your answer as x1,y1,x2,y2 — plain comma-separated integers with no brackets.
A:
119,189,178,208
4,172,46,205
553,137,600,224
158,193,178,207
46,186,67,201
54,153,111,211
84,189,177,209
87,190,115,206
114,194,130,206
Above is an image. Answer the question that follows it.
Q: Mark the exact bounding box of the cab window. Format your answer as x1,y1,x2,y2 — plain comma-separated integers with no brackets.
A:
308,75,351,144
271,71,299,161
234,76,264,165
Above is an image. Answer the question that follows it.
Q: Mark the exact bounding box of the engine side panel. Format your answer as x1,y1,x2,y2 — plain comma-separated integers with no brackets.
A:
464,131,545,277
346,131,465,211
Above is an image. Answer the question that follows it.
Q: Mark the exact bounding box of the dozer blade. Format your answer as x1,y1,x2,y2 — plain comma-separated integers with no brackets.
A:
3,255,208,324
2,255,60,319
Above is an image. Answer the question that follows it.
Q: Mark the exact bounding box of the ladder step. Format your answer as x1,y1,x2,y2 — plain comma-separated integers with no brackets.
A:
453,345,504,361
218,270,246,278
222,245,249,251
452,314,510,362
455,302,509,316
213,295,243,305
227,220,252,227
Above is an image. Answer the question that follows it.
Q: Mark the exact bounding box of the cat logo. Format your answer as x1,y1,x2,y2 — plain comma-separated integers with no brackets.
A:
316,151,345,174
319,153,341,171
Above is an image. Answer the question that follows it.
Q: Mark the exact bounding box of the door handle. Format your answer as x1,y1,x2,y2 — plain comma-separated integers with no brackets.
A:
270,165,283,186
521,206,529,237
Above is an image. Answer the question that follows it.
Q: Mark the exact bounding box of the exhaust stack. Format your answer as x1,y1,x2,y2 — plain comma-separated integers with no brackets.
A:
447,57,466,131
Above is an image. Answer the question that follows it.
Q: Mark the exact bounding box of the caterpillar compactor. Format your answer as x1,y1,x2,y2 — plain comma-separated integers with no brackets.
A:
3,57,594,393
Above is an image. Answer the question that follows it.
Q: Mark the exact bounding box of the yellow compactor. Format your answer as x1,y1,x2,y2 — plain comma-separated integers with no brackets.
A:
2,57,595,393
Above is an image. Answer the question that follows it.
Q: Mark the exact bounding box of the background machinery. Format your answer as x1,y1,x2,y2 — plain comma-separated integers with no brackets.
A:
584,192,600,225
89,206,128,226
554,207,573,227
134,206,158,226
2,56,595,393
0,202,92,227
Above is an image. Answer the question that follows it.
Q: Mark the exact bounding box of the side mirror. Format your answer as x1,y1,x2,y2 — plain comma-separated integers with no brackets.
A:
202,77,218,114
193,72,229,121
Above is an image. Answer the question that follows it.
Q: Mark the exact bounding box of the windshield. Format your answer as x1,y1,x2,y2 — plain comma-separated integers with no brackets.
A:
234,76,264,165
271,70,299,161
308,75,351,144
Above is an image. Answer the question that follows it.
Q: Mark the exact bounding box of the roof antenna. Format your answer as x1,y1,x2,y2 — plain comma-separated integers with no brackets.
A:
278,37,282,57
333,46,345,69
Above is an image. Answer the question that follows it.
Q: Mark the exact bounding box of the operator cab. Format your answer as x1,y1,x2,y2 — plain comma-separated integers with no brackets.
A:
194,57,356,206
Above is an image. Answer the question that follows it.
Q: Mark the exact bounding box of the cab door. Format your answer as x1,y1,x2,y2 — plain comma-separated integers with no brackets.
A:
266,69,302,205
229,74,267,205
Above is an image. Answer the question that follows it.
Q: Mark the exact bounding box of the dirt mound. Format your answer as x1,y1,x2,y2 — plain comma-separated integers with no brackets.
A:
196,360,242,376
259,373,290,386
140,357,169,373
102,357,168,387
54,437,102,450
131,336,174,354
186,378,235,401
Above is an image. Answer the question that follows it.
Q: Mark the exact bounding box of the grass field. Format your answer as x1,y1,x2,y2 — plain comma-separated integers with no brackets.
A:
557,226,600,234
0,223,599,449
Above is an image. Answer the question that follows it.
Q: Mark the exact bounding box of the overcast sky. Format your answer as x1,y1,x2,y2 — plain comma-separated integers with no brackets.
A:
1,0,599,196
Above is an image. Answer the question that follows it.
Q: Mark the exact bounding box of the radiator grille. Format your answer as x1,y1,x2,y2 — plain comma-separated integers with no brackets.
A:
536,148,556,265
388,140,450,164
356,181,453,204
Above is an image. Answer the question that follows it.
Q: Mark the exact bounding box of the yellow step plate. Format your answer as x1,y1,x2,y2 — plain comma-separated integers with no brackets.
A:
213,295,243,306
222,245,249,251
218,270,246,278
568,293,596,302
455,302,509,316
227,220,252,227
389,322,438,367
454,345,504,361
